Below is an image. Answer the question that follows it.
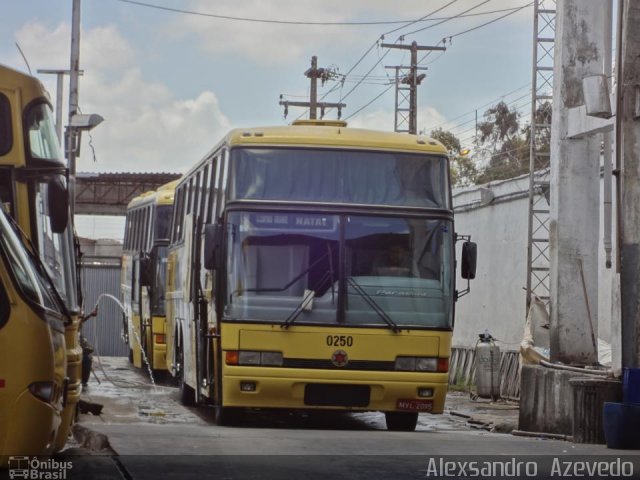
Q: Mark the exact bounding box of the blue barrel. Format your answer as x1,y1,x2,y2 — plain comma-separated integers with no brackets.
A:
623,368,640,405
603,402,640,449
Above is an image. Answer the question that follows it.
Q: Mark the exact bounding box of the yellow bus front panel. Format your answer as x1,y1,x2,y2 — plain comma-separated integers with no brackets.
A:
54,315,83,451
219,323,451,414
0,293,66,462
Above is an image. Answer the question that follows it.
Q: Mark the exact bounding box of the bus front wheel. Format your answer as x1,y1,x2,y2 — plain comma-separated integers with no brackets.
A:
215,406,242,426
177,347,195,406
385,412,418,431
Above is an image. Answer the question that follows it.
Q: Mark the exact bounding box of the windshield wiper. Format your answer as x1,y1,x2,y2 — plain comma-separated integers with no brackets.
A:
282,244,336,329
347,277,400,333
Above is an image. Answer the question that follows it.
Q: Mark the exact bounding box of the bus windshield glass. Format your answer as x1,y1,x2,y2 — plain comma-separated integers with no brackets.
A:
224,212,453,329
155,205,173,242
25,102,64,162
232,148,449,209
0,211,61,313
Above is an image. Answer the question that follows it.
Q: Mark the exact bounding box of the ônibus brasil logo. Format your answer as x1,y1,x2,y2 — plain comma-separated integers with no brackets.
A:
8,456,73,480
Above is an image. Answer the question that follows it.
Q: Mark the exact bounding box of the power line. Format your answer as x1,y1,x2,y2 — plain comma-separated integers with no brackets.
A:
428,82,531,130
417,2,533,64
403,0,491,37
112,0,527,27
332,1,533,122
294,0,461,121
314,0,474,120
345,85,395,120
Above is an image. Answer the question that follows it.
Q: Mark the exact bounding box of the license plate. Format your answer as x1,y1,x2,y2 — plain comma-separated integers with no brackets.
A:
396,399,433,411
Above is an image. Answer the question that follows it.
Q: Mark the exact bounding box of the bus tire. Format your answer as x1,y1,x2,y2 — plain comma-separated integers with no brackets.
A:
177,347,195,406
215,406,242,426
385,412,418,431
128,348,133,364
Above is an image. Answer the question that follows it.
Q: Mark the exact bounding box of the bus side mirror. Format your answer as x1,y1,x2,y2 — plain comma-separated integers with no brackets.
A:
203,224,221,270
140,257,153,287
461,242,477,280
49,175,69,234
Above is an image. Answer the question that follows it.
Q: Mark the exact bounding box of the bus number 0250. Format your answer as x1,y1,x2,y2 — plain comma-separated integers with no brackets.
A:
326,335,353,347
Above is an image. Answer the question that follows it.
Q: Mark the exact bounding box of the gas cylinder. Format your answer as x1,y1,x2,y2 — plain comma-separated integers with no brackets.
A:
475,330,501,399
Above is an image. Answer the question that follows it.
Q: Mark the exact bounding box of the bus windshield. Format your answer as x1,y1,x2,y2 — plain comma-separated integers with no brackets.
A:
155,205,172,242
224,212,453,329
0,210,61,313
25,102,63,162
231,148,449,209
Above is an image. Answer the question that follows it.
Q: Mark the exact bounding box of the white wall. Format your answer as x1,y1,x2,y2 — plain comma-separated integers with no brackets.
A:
452,170,616,353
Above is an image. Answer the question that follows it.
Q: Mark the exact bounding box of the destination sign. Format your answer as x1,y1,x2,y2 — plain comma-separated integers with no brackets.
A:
249,213,337,232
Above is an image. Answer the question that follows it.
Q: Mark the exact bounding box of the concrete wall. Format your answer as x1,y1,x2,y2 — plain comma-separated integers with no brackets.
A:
452,169,616,352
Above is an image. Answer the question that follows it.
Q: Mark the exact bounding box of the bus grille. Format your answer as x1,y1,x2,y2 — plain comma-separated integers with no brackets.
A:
282,358,395,371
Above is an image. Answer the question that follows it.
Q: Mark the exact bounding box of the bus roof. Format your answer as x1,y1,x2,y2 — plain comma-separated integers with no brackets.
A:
224,121,448,155
0,64,50,105
127,180,177,210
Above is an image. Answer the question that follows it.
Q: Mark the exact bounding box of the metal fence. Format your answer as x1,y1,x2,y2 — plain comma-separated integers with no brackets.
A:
80,256,128,357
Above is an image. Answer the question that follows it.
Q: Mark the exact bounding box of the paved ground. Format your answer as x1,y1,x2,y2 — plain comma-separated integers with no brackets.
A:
18,356,633,480
78,357,521,435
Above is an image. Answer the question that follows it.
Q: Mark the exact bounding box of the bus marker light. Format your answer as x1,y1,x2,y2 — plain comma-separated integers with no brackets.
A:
437,358,449,373
418,388,434,398
226,351,239,365
155,334,166,344
0,379,4,388
240,381,256,392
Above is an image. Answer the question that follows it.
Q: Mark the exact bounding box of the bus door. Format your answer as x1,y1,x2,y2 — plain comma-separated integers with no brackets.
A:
202,222,225,404
130,255,144,368
189,214,211,401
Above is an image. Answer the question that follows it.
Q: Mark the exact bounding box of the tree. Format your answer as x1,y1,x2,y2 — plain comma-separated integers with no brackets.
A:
430,127,479,187
474,101,529,183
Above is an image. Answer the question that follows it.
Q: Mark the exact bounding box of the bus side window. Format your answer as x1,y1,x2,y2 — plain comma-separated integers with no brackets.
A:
175,186,185,243
171,186,181,244
201,164,210,224
149,205,156,246
0,93,12,156
210,156,220,222
193,171,201,221
218,149,229,214
146,205,152,251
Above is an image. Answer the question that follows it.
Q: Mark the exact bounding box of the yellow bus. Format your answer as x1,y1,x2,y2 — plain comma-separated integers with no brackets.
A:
121,181,177,373
0,204,69,463
166,120,476,431
0,64,81,452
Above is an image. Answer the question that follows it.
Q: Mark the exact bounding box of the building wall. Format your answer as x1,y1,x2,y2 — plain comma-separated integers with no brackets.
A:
452,171,616,352
81,258,129,357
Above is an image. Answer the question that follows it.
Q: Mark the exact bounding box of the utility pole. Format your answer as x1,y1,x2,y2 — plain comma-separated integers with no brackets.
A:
37,69,83,142
66,0,102,220
382,41,446,134
279,56,345,120
549,0,610,365
67,0,81,219
619,0,640,368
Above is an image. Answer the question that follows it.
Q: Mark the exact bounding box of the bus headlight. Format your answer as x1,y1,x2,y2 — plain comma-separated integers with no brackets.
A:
238,351,261,365
395,357,448,372
29,381,55,403
394,357,416,371
261,352,283,366
415,358,438,371
232,350,284,367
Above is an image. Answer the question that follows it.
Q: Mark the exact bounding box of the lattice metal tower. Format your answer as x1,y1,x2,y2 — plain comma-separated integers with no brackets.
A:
389,66,413,133
526,1,556,312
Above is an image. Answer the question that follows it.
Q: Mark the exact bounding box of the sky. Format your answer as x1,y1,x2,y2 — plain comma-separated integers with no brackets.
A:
0,0,535,239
